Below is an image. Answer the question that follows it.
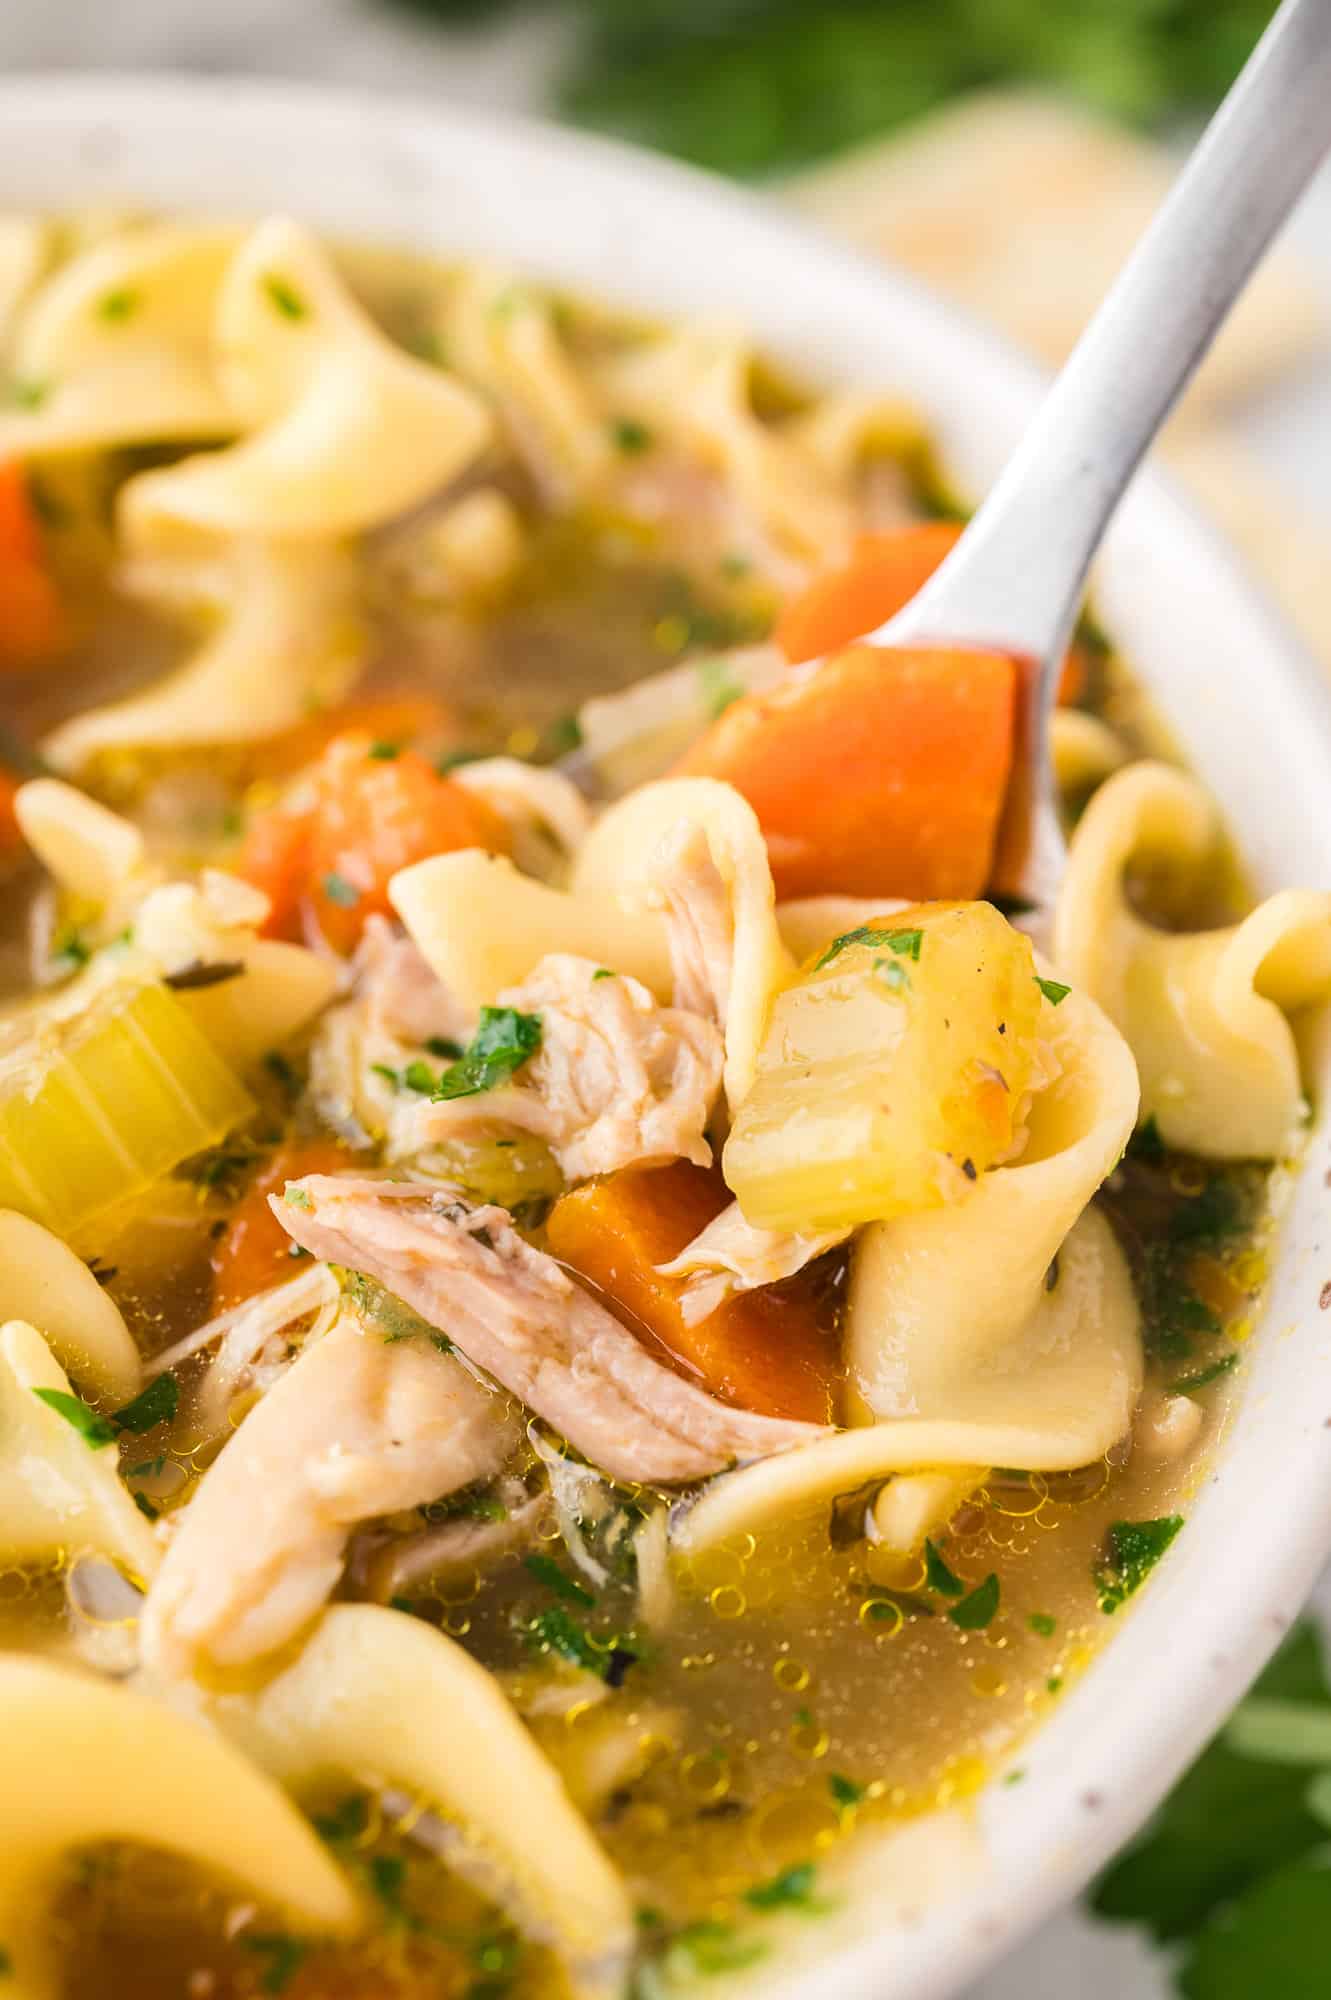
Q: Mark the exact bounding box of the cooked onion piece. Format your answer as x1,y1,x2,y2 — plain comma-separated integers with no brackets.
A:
0,1653,358,2000
1055,759,1331,1156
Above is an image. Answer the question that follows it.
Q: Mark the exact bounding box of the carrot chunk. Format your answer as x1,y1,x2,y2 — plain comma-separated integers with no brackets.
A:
674,642,1017,901
237,731,509,952
0,769,23,858
546,1161,841,1425
0,462,66,670
777,519,1086,703
775,521,964,665
209,1138,358,1312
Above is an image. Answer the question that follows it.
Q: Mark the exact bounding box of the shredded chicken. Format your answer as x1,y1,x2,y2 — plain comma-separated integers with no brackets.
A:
141,1312,516,1677
273,1177,827,1484
646,820,734,1026
416,953,722,1181
658,1199,848,1323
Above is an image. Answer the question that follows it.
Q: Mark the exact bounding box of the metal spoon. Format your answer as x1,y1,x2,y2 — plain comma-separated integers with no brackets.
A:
872,0,1331,931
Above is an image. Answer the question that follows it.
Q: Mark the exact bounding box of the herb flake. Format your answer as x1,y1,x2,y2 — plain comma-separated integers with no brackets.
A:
949,1572,1000,1631
433,1007,542,1101
32,1388,117,1449
816,924,923,971
1096,1515,1184,1614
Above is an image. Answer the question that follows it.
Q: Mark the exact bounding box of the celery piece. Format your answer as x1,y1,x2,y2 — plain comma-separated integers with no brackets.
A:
724,901,1042,1232
0,981,255,1237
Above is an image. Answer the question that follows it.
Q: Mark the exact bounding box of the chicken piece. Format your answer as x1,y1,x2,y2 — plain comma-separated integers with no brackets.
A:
658,1199,849,1324
646,820,734,1026
141,1313,516,1677
273,1177,827,1485
416,953,722,1182
359,913,473,1049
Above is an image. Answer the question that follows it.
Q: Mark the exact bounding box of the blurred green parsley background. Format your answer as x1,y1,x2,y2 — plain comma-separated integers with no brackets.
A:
382,0,1279,177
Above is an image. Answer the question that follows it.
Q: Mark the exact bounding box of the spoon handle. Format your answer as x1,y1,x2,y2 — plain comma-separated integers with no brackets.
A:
876,0,1331,904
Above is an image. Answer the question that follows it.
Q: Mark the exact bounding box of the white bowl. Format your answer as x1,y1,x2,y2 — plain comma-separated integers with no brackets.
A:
4,73,1331,2000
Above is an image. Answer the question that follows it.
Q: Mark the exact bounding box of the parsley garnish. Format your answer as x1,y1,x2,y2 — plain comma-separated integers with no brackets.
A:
240,1932,308,1994
425,1036,464,1061
1028,1611,1057,1637
949,1572,1000,1630
1035,975,1071,1006
666,1922,768,1976
322,871,361,908
1095,1515,1184,1614
523,1551,596,1607
164,958,245,991
828,1772,865,1808
6,376,49,411
112,1371,179,1434
743,1861,824,1911
262,273,308,320
134,1490,160,1521
816,925,922,971
695,656,744,719
592,967,615,981
523,1604,604,1674
97,286,140,322
264,1050,301,1098
367,740,401,760
32,1388,117,1449
545,713,583,756
1169,1352,1239,1395
372,1057,441,1095
924,1538,965,1598
433,1008,542,1100
313,1793,370,1845
874,955,911,993
610,415,652,453
284,1183,314,1210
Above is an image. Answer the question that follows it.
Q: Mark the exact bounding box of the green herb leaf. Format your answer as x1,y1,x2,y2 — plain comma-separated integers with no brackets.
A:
425,1036,464,1061
592,967,616,981
262,273,308,320
923,1539,965,1598
240,1932,309,1995
611,416,653,454
546,713,583,757
133,1490,160,1521
743,1861,823,1911
112,1371,179,1434
97,286,140,322
32,1388,117,1449
1035,975,1071,1006
949,1573,1000,1631
523,1552,596,1608
284,1183,313,1210
367,740,401,760
1028,1611,1057,1637
433,1007,542,1101
313,1793,370,1845
1095,1515,1184,1614
816,925,923,971
828,1772,865,1809
666,1920,768,1977
322,871,361,908
1169,1352,1239,1395
6,376,49,411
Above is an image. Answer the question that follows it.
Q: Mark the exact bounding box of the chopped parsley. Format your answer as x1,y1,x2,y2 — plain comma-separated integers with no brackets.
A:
546,712,583,757
433,1007,542,1100
923,1538,966,1598
743,1861,825,1912
874,955,910,993
31,1388,117,1449
1035,975,1071,1006
1028,1611,1057,1637
240,1931,309,1994
372,1057,441,1095
1096,1515,1184,1614
695,655,745,720
313,1793,370,1845
1168,1352,1240,1395
264,1050,302,1099
262,273,308,320
284,1183,314,1210
610,415,653,453
949,1572,1000,1631
163,958,245,990
367,740,401,760
133,1490,160,1521
6,375,49,411
523,1551,596,1608
425,1036,464,1061
97,286,140,322
322,871,361,908
592,967,616,981
816,925,923,971
111,1371,179,1434
665,1921,768,1977
828,1772,865,1809
522,1605,636,1684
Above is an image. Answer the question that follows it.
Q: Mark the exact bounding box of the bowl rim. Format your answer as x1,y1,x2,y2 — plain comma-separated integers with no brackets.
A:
4,71,1331,2000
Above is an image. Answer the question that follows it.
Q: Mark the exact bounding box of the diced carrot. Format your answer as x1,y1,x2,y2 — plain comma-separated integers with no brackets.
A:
0,769,23,857
777,520,1085,703
0,462,67,670
236,731,509,952
546,1161,841,1425
209,1138,358,1312
250,693,459,780
775,522,964,665
674,642,1016,901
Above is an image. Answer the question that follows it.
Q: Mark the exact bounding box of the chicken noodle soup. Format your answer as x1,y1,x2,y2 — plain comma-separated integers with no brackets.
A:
0,211,1324,1999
